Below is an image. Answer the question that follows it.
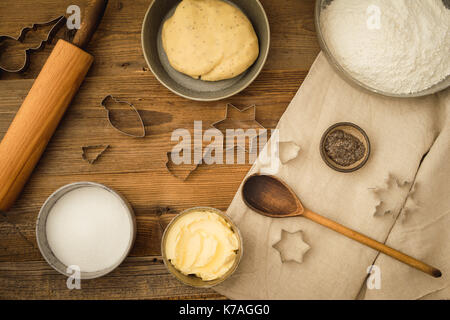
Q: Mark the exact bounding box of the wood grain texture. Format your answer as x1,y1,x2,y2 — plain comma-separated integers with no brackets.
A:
0,0,320,299
0,40,93,211
72,0,109,49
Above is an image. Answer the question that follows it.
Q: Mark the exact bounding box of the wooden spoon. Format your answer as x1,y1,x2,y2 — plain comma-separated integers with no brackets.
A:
242,174,442,278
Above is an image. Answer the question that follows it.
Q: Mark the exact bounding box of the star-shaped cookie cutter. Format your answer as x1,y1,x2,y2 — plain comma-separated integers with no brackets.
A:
370,173,411,217
273,229,311,264
211,103,266,153
402,182,421,222
165,103,268,181
0,15,66,73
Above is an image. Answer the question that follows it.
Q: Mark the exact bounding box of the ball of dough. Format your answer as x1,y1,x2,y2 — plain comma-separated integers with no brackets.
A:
162,0,259,81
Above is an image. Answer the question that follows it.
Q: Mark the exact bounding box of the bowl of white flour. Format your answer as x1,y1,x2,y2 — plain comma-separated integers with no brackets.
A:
316,0,450,97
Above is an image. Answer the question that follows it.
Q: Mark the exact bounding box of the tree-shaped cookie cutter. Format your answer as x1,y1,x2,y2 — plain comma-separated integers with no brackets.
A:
0,16,66,73
81,144,110,164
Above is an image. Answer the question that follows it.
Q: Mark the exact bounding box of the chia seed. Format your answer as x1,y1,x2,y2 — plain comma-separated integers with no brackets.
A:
324,129,365,167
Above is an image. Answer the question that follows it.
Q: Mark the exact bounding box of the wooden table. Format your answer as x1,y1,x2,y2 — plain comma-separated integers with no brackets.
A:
0,0,319,299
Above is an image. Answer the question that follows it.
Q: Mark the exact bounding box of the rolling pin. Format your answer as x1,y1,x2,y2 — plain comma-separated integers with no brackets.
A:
0,0,109,211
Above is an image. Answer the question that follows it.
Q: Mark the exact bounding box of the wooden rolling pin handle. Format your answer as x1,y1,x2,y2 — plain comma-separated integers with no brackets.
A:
0,0,109,211
73,0,109,49
0,40,93,211
302,209,442,278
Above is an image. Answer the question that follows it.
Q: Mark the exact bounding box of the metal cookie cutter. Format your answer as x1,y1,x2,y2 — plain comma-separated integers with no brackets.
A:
165,103,268,181
211,103,266,154
101,95,146,138
0,15,66,73
81,144,110,164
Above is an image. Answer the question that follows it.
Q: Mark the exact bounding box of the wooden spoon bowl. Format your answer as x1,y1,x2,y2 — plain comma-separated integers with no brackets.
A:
242,174,303,217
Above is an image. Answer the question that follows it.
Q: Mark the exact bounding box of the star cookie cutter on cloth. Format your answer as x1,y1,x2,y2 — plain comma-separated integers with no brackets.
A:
0,16,66,73
273,229,310,264
101,95,146,138
370,173,411,217
443,0,450,10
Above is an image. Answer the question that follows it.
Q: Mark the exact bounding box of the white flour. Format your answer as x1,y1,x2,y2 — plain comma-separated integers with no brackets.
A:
320,0,450,94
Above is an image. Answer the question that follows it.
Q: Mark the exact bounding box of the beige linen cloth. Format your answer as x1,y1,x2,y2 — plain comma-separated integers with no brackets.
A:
215,53,450,300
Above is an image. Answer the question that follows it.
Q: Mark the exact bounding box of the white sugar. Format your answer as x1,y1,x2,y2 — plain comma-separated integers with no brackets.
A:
46,186,132,273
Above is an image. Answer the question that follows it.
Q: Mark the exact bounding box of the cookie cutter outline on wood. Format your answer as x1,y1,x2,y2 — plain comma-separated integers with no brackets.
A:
165,150,201,181
165,103,268,181
81,144,110,164
211,103,266,154
101,95,146,138
0,15,66,73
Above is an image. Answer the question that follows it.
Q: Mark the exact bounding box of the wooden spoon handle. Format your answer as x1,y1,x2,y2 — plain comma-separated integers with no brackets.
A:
302,209,442,278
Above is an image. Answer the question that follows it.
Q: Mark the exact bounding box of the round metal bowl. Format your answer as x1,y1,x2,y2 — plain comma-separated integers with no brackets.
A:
141,0,270,101
161,207,243,288
315,0,450,98
36,182,136,280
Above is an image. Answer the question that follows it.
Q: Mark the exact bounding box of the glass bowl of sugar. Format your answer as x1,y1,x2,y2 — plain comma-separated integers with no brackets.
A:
36,182,136,279
315,0,450,98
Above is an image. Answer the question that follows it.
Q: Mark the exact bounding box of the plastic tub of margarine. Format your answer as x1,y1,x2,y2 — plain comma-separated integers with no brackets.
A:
161,207,243,287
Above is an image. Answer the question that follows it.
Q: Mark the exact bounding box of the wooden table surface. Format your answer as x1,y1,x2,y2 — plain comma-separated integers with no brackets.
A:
0,0,319,299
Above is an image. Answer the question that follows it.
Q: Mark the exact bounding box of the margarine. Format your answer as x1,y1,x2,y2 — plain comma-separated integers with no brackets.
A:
165,209,239,281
